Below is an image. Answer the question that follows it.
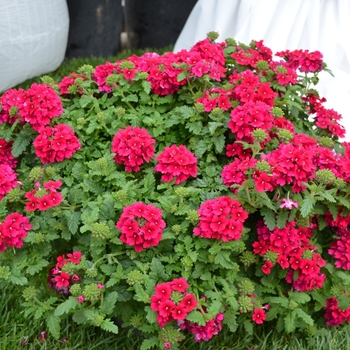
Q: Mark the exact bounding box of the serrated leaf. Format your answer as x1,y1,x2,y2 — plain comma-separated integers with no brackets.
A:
260,208,276,230
140,337,159,350
243,319,253,335
186,310,206,326
54,296,79,316
269,296,289,308
293,308,314,326
149,258,168,281
277,210,289,229
288,292,310,304
213,134,225,153
67,212,80,234
284,312,296,333
101,319,119,334
100,291,119,315
26,259,49,276
46,313,60,339
223,311,238,332
12,131,32,157
141,80,152,94
300,196,316,218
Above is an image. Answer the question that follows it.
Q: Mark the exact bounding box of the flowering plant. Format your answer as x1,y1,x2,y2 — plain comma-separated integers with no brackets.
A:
1,32,350,348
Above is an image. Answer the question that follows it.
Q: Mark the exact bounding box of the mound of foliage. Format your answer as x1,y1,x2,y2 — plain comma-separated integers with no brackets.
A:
1,32,350,349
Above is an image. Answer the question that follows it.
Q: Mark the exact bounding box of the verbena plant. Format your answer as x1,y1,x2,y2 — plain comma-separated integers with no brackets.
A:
1,32,350,349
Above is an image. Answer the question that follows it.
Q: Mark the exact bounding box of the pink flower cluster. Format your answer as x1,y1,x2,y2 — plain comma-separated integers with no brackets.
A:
193,196,248,241
178,312,224,342
324,297,350,326
0,84,63,131
48,251,83,294
25,180,63,212
0,163,18,200
92,38,226,95
111,126,155,172
0,212,32,252
196,87,232,112
276,49,324,73
116,202,166,252
33,124,81,164
58,72,85,95
0,139,17,169
154,145,198,185
150,278,198,327
253,220,326,292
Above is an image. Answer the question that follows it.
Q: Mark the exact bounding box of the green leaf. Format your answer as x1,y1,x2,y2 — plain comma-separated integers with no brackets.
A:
46,313,61,339
140,337,159,350
284,312,296,333
214,251,235,269
293,308,314,326
26,259,49,276
149,258,168,281
300,196,316,218
100,291,119,315
100,319,119,334
194,140,208,158
260,208,276,230
288,292,311,304
269,296,289,308
186,310,206,326
67,212,81,235
213,134,225,153
12,131,32,157
223,311,238,332
54,296,79,316
277,210,289,229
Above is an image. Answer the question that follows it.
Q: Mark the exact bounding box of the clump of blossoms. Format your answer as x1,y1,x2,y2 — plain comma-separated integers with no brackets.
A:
0,213,32,252
116,202,166,252
33,124,81,163
3,33,350,345
25,180,63,212
150,278,198,327
193,196,248,241
111,126,155,172
154,145,198,184
48,251,83,294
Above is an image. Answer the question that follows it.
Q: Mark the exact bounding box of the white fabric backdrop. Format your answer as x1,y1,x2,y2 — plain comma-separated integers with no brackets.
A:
174,0,350,140
0,0,69,93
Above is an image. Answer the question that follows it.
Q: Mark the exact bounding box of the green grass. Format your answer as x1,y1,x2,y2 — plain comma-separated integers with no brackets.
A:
2,48,350,350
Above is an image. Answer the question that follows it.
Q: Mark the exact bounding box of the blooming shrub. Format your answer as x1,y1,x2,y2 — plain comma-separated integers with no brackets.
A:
2,32,350,348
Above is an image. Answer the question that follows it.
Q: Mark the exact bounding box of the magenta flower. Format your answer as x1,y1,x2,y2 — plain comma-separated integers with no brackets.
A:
280,198,298,209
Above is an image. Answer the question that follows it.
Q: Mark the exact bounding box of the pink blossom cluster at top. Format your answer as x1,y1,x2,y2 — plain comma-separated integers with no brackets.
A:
93,38,226,95
48,251,83,294
154,145,198,185
0,139,17,169
193,196,248,242
0,84,63,131
150,278,198,327
33,124,81,164
0,212,32,252
324,297,350,326
0,163,18,201
275,49,324,73
111,126,155,172
25,180,63,212
178,312,224,342
253,220,326,292
58,72,85,95
116,202,166,252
